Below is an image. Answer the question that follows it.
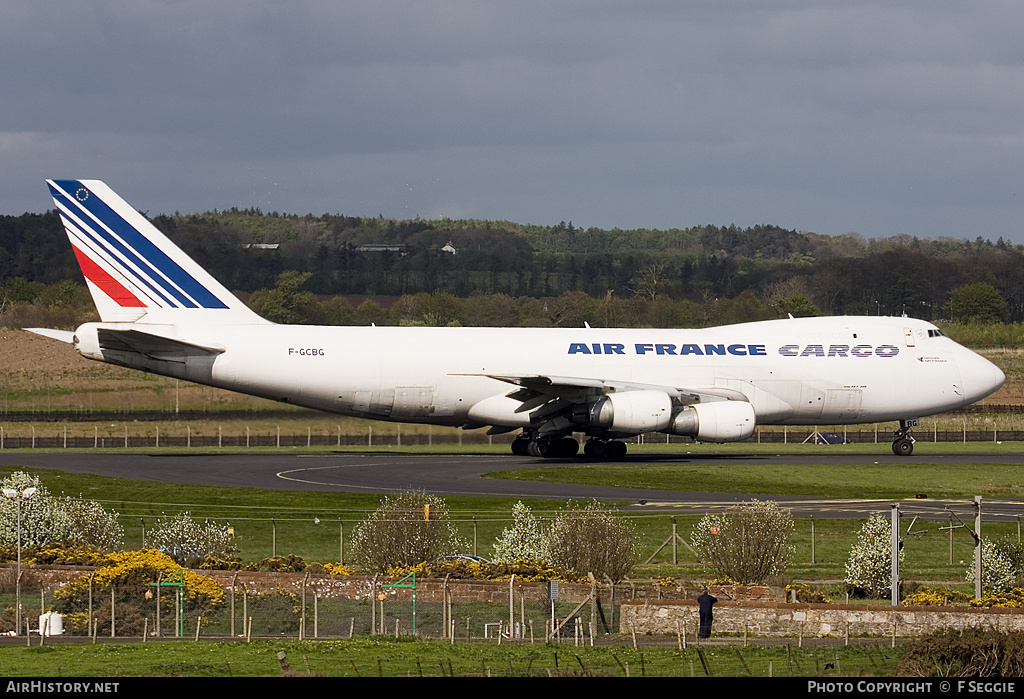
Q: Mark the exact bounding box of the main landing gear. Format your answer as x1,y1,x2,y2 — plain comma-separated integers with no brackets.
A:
583,438,627,460
892,419,918,456
511,436,579,458
510,435,627,460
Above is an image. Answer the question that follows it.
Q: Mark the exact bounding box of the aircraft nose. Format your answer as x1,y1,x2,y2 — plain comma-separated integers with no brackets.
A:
958,350,1005,405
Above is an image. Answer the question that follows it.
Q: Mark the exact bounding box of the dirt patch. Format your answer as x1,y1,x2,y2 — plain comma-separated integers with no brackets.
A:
0,329,92,373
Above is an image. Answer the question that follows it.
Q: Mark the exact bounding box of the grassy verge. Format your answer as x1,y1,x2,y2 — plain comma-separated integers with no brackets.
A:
492,451,1024,499
0,638,902,677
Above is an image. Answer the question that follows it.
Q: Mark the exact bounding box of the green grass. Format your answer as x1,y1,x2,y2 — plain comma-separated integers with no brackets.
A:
491,456,1024,499
0,638,902,677
0,465,564,565
0,457,1013,583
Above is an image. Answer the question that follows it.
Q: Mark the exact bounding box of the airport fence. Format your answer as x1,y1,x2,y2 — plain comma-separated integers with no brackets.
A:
3,571,626,644
1,425,1023,449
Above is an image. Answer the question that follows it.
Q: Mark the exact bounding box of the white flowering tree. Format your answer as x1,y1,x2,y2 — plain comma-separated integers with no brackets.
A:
690,499,794,583
148,512,235,562
492,501,550,562
966,539,1017,595
0,471,122,550
844,513,903,597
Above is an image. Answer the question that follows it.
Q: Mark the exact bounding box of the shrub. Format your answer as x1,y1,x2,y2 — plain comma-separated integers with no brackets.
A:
786,583,831,604
386,558,583,582
898,628,1024,676
970,588,1024,608
0,542,114,567
350,491,465,573
198,553,244,571
690,500,794,584
245,555,307,573
902,587,973,606
51,549,224,635
547,501,638,582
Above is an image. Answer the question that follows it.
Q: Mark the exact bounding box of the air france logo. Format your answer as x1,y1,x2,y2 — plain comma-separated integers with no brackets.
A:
567,342,767,356
566,342,900,358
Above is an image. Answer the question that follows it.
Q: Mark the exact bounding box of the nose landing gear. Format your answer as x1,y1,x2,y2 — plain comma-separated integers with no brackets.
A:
892,419,918,456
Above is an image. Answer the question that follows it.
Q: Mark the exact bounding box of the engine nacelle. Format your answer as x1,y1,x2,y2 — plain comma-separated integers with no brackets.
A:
467,394,533,427
589,390,673,434
669,401,756,442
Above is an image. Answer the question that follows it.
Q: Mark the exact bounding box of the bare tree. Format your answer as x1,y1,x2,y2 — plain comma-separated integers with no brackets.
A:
691,500,794,583
350,491,465,573
548,502,638,582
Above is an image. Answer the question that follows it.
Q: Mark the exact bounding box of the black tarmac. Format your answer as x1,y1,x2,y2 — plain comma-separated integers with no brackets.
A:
6,449,1024,520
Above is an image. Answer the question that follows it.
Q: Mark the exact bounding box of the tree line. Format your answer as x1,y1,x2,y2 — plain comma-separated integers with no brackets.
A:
2,208,1021,324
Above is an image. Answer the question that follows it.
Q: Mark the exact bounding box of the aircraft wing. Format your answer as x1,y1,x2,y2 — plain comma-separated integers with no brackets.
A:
483,373,747,406
462,373,749,434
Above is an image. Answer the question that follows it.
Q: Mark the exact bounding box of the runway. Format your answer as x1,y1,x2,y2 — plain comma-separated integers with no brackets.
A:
6,449,1024,521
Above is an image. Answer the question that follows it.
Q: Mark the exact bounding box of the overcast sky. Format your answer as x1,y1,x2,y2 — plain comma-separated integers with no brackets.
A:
3,1,1023,241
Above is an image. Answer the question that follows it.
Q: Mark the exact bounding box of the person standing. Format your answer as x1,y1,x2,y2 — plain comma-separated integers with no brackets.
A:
697,589,718,639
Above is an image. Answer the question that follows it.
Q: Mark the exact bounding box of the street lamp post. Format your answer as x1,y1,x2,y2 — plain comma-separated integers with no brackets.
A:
2,486,37,636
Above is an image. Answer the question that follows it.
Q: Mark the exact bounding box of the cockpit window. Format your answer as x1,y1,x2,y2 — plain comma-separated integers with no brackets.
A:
927,329,946,338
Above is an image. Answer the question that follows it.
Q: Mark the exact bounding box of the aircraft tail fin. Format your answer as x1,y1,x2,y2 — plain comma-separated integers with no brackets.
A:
46,179,267,325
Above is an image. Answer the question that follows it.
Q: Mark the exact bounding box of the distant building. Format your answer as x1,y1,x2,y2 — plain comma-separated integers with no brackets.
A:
356,244,408,255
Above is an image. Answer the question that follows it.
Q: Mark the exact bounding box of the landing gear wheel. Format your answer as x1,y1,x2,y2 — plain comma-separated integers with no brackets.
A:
892,437,914,457
527,439,550,458
606,440,628,460
511,437,530,456
583,439,627,460
555,437,580,457
892,419,918,457
584,439,606,459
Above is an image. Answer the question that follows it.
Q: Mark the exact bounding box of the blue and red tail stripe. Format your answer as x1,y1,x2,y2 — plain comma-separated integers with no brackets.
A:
70,245,146,307
48,180,228,310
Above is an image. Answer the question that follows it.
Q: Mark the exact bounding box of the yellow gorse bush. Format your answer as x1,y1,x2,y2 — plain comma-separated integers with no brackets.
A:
902,587,972,607
970,587,1024,608
386,558,585,582
53,549,224,605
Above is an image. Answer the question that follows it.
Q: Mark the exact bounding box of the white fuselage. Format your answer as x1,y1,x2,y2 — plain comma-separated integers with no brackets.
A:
77,315,1005,430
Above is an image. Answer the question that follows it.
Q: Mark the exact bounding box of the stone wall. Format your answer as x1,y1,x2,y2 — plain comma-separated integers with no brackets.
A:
621,599,1024,638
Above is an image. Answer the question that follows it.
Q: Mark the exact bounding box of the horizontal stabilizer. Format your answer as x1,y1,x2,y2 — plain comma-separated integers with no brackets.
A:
24,328,76,344
96,328,224,363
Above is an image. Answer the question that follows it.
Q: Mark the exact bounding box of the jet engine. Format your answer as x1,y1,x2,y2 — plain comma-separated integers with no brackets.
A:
587,390,673,433
668,400,756,442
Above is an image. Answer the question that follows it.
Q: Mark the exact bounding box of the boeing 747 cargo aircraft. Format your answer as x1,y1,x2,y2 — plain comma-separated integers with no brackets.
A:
28,180,1005,458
